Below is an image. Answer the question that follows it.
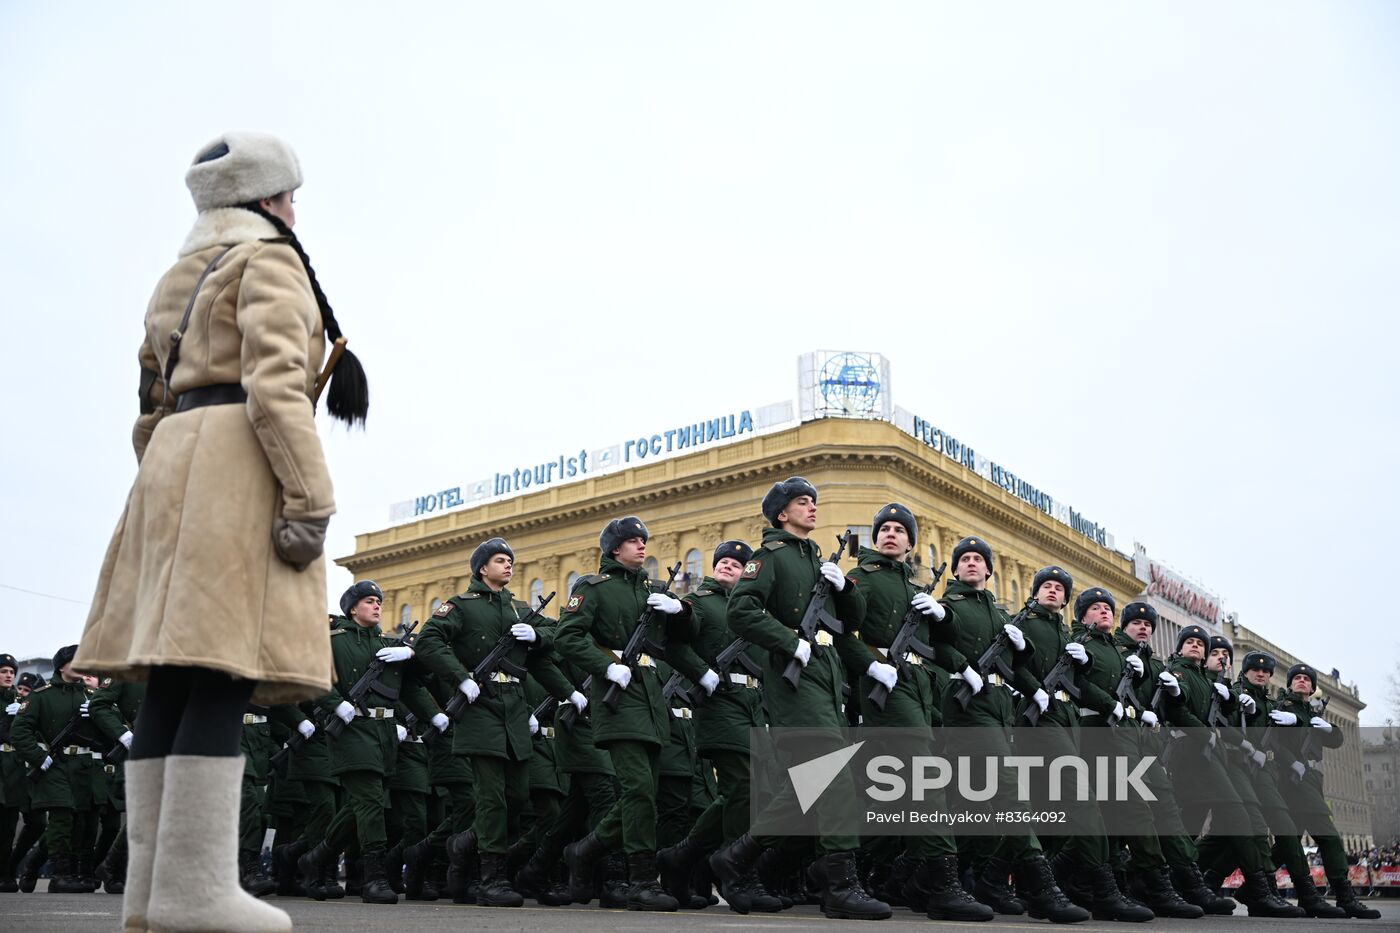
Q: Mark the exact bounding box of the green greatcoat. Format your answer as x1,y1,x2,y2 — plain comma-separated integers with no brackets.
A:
415,577,559,761
268,702,337,786
524,677,567,797
726,527,867,728
550,654,615,776
314,617,438,778
930,579,1030,726
1067,620,1135,726
848,548,947,727
1,684,23,809
1267,688,1349,879
10,677,96,812
667,576,766,755
555,556,674,748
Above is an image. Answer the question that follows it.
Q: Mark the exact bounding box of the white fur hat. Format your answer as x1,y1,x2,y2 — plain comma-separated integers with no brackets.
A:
185,132,303,212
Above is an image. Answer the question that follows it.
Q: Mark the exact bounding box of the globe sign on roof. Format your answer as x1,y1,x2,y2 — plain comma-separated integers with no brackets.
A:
800,350,893,421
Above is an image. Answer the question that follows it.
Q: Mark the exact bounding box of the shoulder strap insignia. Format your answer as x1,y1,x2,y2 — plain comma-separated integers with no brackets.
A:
860,562,881,572
329,629,348,636
461,593,482,600
947,594,965,601
767,540,787,550
577,574,607,587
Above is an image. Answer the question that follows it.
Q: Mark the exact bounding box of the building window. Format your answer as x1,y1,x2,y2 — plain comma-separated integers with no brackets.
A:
1011,580,1020,608
529,578,544,607
684,548,704,591
566,572,581,595
400,604,411,628
644,557,659,581
846,526,872,550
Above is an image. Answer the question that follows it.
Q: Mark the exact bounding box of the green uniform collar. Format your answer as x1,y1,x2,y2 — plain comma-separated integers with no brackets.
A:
698,575,731,596
760,526,819,554
1070,620,1115,644
467,576,510,602
1026,602,1064,626
599,555,647,583
944,578,995,602
334,615,382,637
1112,628,1153,659
855,545,912,575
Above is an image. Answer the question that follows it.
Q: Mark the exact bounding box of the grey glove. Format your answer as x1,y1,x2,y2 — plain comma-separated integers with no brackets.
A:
273,515,330,571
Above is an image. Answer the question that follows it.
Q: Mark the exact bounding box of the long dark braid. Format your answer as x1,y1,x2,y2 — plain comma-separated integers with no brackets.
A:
239,203,369,426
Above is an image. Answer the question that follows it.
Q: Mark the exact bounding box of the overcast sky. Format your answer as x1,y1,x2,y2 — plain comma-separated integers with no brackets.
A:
2,3,1397,722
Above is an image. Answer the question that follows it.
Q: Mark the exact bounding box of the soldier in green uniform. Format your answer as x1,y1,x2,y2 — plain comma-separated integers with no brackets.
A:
513,668,579,905
86,676,144,894
10,645,97,893
385,712,433,897
402,672,473,902
298,581,440,905
268,700,339,898
5,671,48,892
1164,624,1298,916
1266,662,1380,919
708,477,891,920
237,706,279,897
0,653,27,892
556,517,682,911
1235,651,1346,918
930,536,1087,923
413,537,564,907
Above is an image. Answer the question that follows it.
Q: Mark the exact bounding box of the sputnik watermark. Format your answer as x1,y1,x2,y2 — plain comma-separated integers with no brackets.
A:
866,754,1156,802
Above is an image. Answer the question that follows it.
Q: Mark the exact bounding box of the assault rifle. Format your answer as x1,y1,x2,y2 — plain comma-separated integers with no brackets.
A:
419,593,556,745
1019,632,1092,726
26,705,90,781
324,620,418,739
557,675,591,732
1199,665,1233,758
604,564,681,712
1289,695,1331,783
532,692,558,726
1107,642,1152,729
661,670,696,710
869,561,947,712
781,532,857,691
952,597,1035,711
692,636,764,707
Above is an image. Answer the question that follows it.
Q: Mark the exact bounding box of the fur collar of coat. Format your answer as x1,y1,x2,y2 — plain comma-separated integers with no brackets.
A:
179,207,281,257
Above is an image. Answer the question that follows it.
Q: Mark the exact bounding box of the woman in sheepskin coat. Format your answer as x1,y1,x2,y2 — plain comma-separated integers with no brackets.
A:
75,132,368,933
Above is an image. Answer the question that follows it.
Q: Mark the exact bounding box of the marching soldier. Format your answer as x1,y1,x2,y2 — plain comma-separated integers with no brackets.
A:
0,652,24,892
268,700,338,899
556,517,683,911
708,477,891,920
931,536,1087,923
7,671,48,891
1266,662,1380,918
86,676,145,894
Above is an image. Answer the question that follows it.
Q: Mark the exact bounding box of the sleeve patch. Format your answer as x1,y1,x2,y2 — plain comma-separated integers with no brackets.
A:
741,560,763,580
564,593,586,613
434,602,454,616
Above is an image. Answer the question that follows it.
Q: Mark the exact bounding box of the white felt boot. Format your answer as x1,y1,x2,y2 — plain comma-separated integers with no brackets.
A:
146,756,291,933
121,757,165,933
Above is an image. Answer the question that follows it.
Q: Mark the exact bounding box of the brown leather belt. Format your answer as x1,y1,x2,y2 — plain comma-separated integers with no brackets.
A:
176,384,247,412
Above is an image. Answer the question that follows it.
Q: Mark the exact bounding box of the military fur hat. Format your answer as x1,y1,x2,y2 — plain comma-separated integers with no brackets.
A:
471,537,515,577
600,516,649,557
762,477,818,527
872,503,917,549
951,535,994,576
1208,635,1233,665
185,132,303,212
1073,586,1115,621
712,540,754,568
1286,662,1317,694
17,672,40,690
0,654,16,673
52,644,78,673
1119,602,1159,629
1176,624,1211,655
339,580,384,618
1031,566,1073,602
1241,651,1275,674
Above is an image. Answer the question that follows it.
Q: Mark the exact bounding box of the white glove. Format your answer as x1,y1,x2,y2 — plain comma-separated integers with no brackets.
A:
960,665,984,696
1003,623,1025,651
119,730,134,748
297,720,316,740
792,639,812,667
867,661,898,691
1125,654,1144,676
1158,671,1181,696
1291,760,1307,780
396,724,408,742
79,700,91,718
510,622,537,643
1212,682,1230,701
1032,688,1050,713
1109,701,1125,723
911,593,944,620
820,562,846,591
458,677,481,703
334,701,357,724
646,593,683,614
1270,709,1297,725
568,690,588,713
431,713,450,732
1239,693,1256,713
529,714,539,735
1064,643,1088,665
376,646,414,663
1250,749,1267,768
606,663,632,690
1140,710,1159,727
1310,716,1333,732
40,755,53,772
699,670,721,695
5,701,20,716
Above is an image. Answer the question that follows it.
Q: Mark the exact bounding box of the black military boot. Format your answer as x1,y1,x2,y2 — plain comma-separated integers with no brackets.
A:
709,833,783,914
401,841,438,901
504,839,532,881
1236,868,1304,917
874,852,913,908
47,856,85,893
1171,862,1236,915
1014,854,1090,923
1329,877,1382,919
344,854,363,896
691,854,719,907
476,852,524,907
95,844,126,894
914,855,994,921
754,845,796,910
1291,871,1345,918
239,850,276,897
625,852,678,911
657,835,701,906
1088,863,1154,922
359,847,399,904
1049,850,1091,910
974,856,1026,915
817,850,891,920
275,841,308,896
385,842,404,894
516,849,571,906
17,844,44,893
0,870,16,893
563,831,608,905
446,830,478,904
1129,865,1204,918
297,841,336,901
600,852,631,908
